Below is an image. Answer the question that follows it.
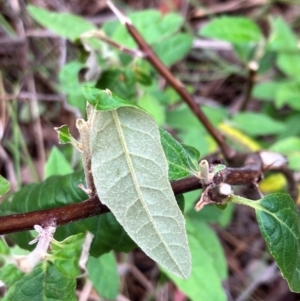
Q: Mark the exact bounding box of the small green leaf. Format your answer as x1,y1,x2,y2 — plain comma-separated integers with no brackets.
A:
212,164,226,176
95,68,137,100
87,253,120,300
107,10,184,48
83,86,135,111
27,5,95,42
232,112,286,136
51,233,85,278
199,16,263,44
0,238,10,255
270,136,300,154
59,61,87,114
160,128,199,180
276,81,300,110
54,125,76,145
44,146,73,179
252,81,280,102
255,194,300,292
230,193,300,292
153,33,193,66
186,220,227,280
0,175,10,197
3,262,77,301
137,94,165,126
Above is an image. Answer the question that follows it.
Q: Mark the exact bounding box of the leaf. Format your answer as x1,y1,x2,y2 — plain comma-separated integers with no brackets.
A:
231,112,286,136
153,33,193,66
87,253,120,300
138,94,165,126
59,61,88,114
159,128,199,180
90,106,191,278
162,234,227,301
252,81,280,102
105,10,184,49
187,220,227,280
231,193,300,292
3,262,77,301
54,125,76,145
95,68,137,100
0,175,10,197
27,5,95,42
83,86,135,111
44,146,73,179
199,16,263,44
255,194,300,292
51,233,85,278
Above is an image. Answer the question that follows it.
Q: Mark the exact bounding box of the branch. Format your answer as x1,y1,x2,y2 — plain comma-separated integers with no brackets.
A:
0,162,263,235
105,0,236,161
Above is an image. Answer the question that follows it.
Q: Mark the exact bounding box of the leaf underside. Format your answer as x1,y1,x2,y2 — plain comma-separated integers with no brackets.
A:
90,106,191,278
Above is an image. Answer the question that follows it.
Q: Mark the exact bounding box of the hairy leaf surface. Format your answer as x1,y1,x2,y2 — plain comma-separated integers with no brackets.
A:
90,106,191,278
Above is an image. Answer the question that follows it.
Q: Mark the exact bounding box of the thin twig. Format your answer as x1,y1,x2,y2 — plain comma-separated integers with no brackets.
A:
105,0,236,161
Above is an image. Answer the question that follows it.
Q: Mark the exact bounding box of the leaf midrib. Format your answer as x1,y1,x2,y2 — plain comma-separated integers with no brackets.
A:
112,110,185,277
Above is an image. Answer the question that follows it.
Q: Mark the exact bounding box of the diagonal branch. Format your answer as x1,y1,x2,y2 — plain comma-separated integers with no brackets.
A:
105,0,236,161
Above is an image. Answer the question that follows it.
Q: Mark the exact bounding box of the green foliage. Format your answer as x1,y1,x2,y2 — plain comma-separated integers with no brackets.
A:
200,16,263,44
0,175,10,197
3,262,77,301
87,253,120,300
44,147,73,179
27,5,95,42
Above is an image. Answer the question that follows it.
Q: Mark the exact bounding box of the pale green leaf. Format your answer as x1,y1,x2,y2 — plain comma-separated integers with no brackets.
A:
44,146,73,179
276,81,300,110
0,175,10,197
199,16,263,44
90,106,191,279
162,234,227,301
232,112,286,136
87,253,120,300
252,81,280,102
138,94,165,126
27,5,95,42
159,128,199,180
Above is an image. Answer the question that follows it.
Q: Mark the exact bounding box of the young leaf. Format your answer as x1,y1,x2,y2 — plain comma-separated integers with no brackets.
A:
199,16,263,44
27,5,95,42
90,106,191,279
159,128,199,180
44,146,73,179
0,175,10,197
231,193,300,292
83,86,135,111
231,112,286,136
87,253,120,300
3,262,77,301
